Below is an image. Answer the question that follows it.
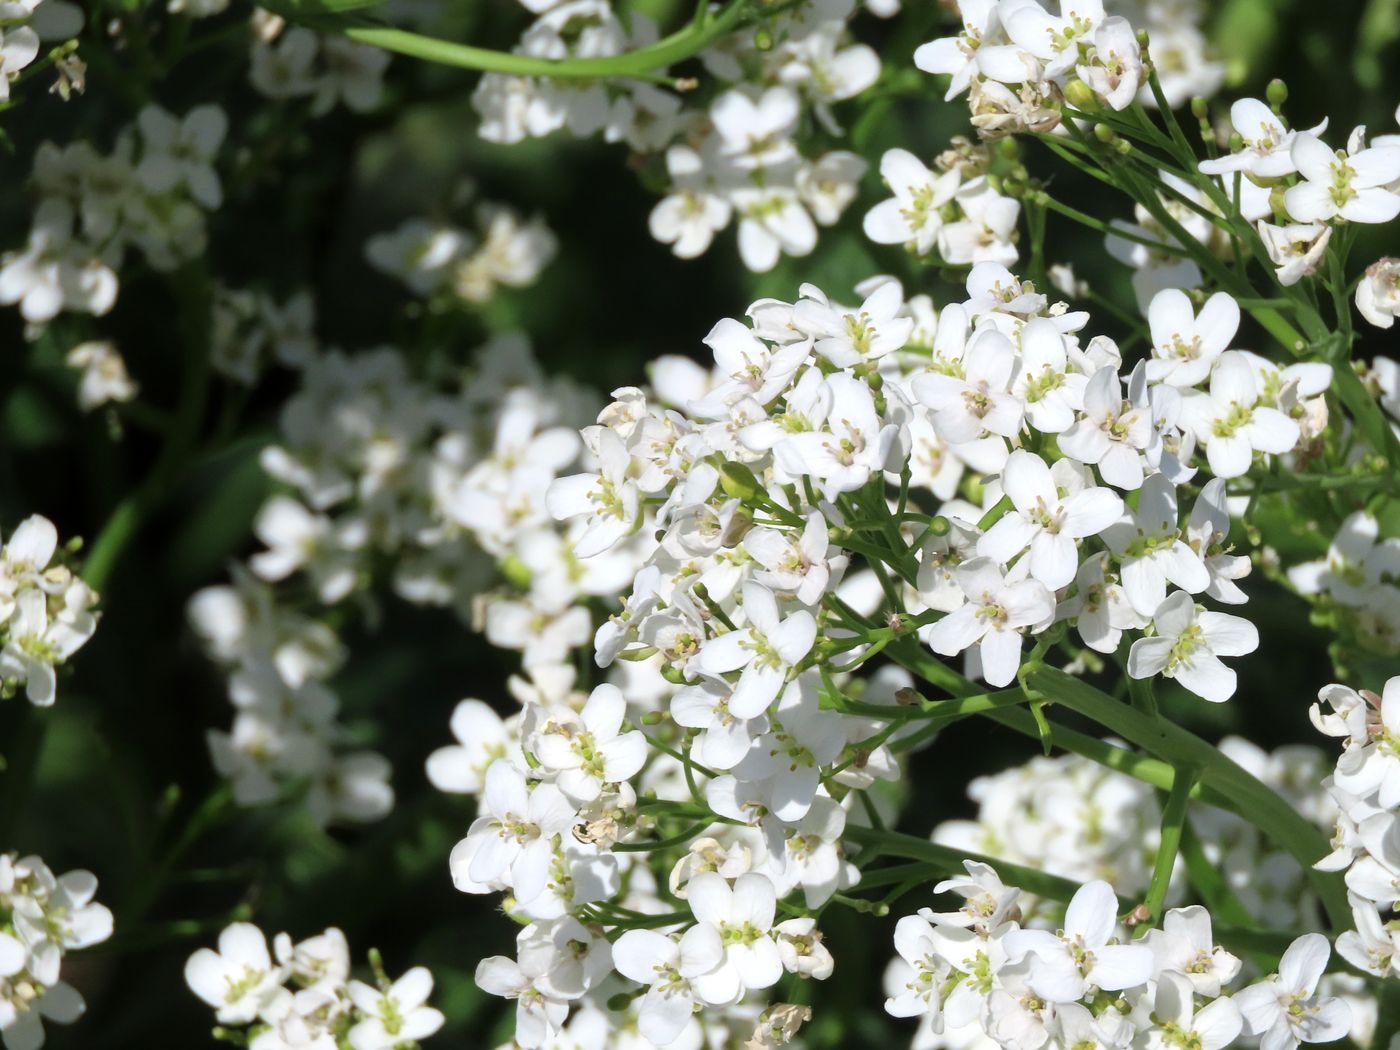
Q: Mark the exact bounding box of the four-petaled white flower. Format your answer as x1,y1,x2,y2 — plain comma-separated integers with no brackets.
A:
1234,934,1352,1050
697,582,816,719
977,451,1123,590
925,557,1055,687
1127,590,1259,702
1284,132,1400,224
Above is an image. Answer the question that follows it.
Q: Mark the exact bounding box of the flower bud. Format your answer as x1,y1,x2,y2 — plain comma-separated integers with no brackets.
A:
1267,78,1288,111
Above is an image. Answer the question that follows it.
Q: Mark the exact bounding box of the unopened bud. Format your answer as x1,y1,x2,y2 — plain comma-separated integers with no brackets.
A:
1266,78,1288,111
1123,904,1152,926
1190,96,1209,120
1093,123,1117,144
929,515,952,536
720,461,763,501
1063,77,1096,111
754,28,773,50
895,687,923,706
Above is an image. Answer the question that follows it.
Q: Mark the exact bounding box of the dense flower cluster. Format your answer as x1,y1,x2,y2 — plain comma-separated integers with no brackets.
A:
929,738,1337,929
884,866,1350,1050
0,516,98,708
916,0,1221,131
473,0,877,270
1313,677,1400,978
185,922,442,1050
6,0,1400,1047
0,853,112,1050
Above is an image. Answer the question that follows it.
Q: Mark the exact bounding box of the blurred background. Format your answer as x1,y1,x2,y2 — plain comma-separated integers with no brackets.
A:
1,0,1399,1044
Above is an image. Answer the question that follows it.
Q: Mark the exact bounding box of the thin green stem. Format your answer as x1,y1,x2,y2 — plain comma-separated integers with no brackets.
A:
1141,766,1196,927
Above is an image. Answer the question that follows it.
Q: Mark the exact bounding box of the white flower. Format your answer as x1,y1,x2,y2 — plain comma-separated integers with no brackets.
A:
732,186,817,273
928,860,1020,928
1003,879,1152,1002
1101,472,1209,617
697,582,816,719
1336,895,1400,978
474,952,569,1049
546,427,641,557
1002,0,1106,79
344,967,442,1050
1144,905,1241,997
1186,478,1250,604
1146,289,1239,388
1199,98,1316,179
531,683,646,802
613,926,725,1046
1234,934,1352,1050
450,760,577,903
1056,550,1145,654
794,280,913,368
925,557,1055,687
184,923,290,1025
135,103,228,209
1127,590,1258,702
686,871,783,999
0,199,117,323
425,699,519,795
1356,258,1400,328
977,452,1123,590
671,678,764,770
798,151,867,225
743,512,834,607
1148,971,1243,1050
710,87,800,170
65,341,138,411
1077,16,1141,111
1011,317,1086,435
1330,676,1400,807
1058,363,1158,489
1258,221,1332,286
774,370,897,498
1180,351,1300,478
913,328,1024,444
1284,132,1400,224
939,178,1020,266
0,588,94,706
862,149,961,254
913,0,997,99
691,315,809,417
885,913,947,1019
649,146,732,260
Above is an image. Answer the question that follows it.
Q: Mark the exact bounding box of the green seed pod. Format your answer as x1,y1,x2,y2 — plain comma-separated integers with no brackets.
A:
720,460,763,501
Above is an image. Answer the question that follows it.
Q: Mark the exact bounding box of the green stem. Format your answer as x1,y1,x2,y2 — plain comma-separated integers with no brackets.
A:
301,0,751,79
1141,766,1196,926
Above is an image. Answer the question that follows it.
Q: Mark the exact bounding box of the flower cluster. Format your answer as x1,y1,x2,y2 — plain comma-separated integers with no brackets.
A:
0,103,227,327
1289,511,1400,660
550,265,1305,702
916,0,1221,133
1313,677,1400,978
0,0,83,104
864,140,1021,268
248,18,390,116
937,739,1338,933
188,333,610,822
0,853,113,1050
365,200,557,306
0,516,99,708
885,865,1350,1050
474,0,876,271
185,922,443,1050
